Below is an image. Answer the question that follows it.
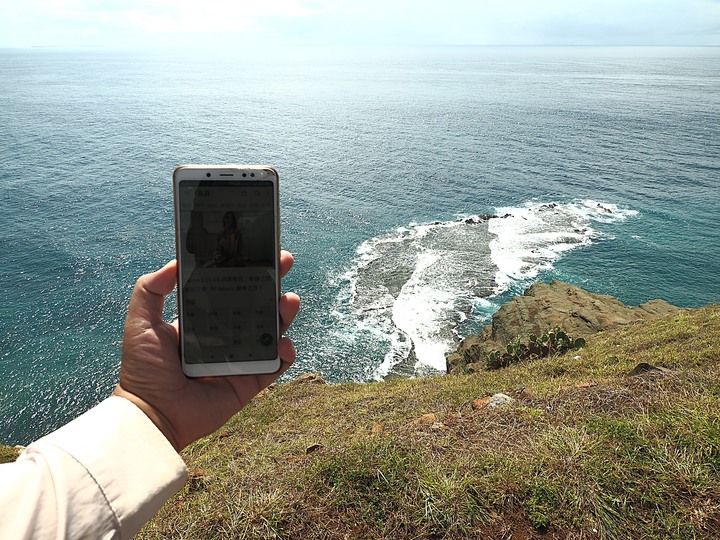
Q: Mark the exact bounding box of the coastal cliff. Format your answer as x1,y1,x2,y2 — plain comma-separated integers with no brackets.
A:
5,289,719,538
134,301,719,539
447,280,680,374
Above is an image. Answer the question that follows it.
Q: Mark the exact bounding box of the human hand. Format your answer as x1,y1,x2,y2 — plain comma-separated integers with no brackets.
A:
112,251,301,451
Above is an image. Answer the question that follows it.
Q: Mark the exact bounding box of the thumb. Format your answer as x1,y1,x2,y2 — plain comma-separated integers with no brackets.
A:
126,260,178,326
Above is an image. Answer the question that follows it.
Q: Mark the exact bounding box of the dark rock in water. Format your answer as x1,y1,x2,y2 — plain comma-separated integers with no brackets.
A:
446,280,680,374
462,214,497,224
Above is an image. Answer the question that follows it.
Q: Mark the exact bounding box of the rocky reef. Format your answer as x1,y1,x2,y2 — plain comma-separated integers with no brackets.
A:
447,280,679,374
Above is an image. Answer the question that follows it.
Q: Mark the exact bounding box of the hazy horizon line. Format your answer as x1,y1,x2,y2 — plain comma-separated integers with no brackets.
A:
2,43,719,51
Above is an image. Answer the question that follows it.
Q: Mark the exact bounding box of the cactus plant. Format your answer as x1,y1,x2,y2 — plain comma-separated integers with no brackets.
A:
483,327,586,370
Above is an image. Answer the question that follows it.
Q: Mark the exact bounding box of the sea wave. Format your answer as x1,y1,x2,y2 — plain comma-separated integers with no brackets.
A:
335,200,637,378
489,200,638,294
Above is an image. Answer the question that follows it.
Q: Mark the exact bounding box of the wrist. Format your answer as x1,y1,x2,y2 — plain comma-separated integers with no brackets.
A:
112,385,182,452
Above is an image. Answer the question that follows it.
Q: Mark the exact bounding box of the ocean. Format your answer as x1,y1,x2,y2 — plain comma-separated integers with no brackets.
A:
1,46,718,445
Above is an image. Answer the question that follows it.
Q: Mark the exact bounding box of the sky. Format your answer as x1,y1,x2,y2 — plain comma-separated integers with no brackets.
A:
0,0,719,48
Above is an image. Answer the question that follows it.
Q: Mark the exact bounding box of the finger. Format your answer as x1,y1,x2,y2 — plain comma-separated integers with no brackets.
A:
279,250,294,279
222,336,296,402
279,292,300,335
126,260,178,326
253,337,296,390
278,336,296,365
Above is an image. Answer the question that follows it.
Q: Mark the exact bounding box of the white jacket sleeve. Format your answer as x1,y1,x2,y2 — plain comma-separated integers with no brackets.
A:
0,396,188,540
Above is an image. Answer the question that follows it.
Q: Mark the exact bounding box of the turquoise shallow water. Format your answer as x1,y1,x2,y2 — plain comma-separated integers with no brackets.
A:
1,46,719,444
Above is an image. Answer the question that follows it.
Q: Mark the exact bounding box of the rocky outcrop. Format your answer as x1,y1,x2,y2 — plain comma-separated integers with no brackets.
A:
447,280,679,374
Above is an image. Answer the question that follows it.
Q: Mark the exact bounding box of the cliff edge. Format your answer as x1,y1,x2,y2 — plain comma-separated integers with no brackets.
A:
447,280,679,373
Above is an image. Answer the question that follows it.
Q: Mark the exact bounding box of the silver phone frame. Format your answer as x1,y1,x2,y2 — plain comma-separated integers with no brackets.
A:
172,164,281,377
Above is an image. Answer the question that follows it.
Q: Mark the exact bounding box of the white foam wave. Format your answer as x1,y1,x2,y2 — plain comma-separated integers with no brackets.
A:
574,200,639,223
336,216,496,377
336,200,637,378
488,200,637,295
390,250,458,372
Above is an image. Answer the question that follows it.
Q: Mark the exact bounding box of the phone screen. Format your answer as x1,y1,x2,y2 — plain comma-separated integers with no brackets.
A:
176,179,278,364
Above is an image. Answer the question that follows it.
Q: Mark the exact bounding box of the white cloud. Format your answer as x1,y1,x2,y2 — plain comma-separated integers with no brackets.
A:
0,0,717,47
133,0,334,18
123,8,256,34
121,0,335,34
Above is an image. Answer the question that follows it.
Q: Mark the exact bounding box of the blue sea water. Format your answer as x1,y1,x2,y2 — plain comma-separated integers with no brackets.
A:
1,46,719,445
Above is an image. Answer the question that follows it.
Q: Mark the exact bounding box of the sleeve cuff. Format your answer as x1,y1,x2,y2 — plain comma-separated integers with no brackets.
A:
33,396,188,538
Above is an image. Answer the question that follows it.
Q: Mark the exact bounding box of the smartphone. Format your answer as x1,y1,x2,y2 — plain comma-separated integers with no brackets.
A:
173,165,281,377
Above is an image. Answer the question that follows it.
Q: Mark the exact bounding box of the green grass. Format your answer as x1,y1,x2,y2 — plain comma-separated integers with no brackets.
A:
2,306,715,536
118,306,720,537
0,444,20,464
0,307,714,537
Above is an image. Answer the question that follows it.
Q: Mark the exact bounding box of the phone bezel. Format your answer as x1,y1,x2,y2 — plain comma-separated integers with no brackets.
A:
173,164,282,377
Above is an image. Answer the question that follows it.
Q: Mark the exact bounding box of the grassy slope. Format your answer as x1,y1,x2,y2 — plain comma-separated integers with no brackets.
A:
8,307,718,538
137,306,720,539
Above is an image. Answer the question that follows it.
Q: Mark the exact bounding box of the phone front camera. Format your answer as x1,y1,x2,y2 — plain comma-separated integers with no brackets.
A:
206,172,211,178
